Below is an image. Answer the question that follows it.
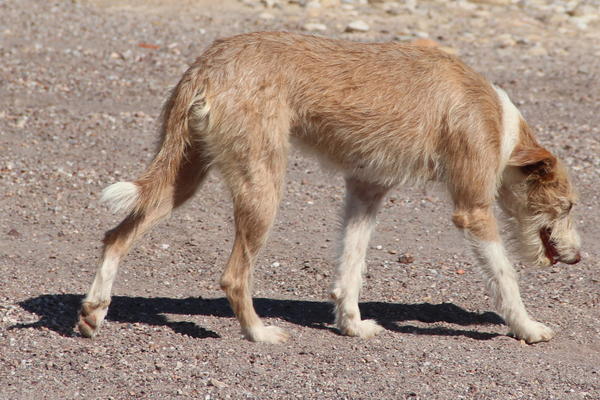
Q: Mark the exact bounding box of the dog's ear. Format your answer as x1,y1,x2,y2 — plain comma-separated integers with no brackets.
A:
508,146,557,180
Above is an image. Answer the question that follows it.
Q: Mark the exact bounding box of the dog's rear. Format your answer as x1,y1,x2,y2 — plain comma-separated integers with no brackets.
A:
78,63,213,338
79,32,581,344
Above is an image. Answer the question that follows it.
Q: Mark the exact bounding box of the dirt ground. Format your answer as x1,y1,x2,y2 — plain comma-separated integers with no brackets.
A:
1,0,599,399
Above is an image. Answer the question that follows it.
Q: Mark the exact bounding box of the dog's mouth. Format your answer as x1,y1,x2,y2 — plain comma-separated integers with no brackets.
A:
540,227,559,265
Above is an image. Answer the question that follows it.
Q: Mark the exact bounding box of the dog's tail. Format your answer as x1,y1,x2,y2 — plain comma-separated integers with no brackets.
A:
101,62,209,216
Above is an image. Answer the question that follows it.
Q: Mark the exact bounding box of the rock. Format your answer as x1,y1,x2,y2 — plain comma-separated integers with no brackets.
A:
496,33,516,48
15,116,28,128
529,45,548,56
345,20,370,32
7,229,20,238
305,1,322,17
208,378,227,389
570,15,597,30
303,22,327,31
398,254,415,264
261,0,280,7
258,12,275,19
305,0,321,8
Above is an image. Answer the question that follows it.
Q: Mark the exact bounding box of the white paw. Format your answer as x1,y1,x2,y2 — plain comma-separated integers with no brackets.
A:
244,325,289,344
338,318,384,338
77,302,109,338
510,320,555,344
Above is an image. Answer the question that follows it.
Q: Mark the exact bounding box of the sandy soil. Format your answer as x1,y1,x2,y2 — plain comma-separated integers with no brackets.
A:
1,0,599,398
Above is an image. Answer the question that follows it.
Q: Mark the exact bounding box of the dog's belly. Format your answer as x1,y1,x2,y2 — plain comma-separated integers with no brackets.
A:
290,124,441,187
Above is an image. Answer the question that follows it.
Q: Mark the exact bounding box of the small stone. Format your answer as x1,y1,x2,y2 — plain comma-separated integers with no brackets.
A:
208,378,227,389
456,269,465,275
271,261,281,267
398,254,415,264
496,33,516,48
15,116,28,128
345,20,370,32
570,16,594,30
528,45,548,56
303,22,327,32
7,229,20,238
394,34,413,42
258,12,275,19
261,0,279,7
160,243,170,250
375,245,383,250
305,1,322,16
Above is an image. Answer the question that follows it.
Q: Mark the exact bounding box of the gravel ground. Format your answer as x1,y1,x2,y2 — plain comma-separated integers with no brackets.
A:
1,0,599,399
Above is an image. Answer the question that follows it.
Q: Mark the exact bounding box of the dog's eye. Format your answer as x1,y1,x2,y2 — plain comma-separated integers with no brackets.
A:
563,201,574,214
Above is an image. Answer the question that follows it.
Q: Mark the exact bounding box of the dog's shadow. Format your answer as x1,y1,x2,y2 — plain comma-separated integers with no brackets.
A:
11,294,504,340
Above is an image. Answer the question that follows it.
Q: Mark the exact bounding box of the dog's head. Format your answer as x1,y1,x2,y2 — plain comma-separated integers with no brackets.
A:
499,146,581,266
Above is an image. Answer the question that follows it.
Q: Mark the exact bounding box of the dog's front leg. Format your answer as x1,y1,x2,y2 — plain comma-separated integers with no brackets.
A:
331,178,389,338
454,208,555,344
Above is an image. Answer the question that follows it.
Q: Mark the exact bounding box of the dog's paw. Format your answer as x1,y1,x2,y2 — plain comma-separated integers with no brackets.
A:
77,302,109,338
245,325,289,344
338,319,384,338
510,320,555,344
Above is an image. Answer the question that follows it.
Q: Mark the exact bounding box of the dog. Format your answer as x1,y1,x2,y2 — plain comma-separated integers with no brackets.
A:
78,32,581,344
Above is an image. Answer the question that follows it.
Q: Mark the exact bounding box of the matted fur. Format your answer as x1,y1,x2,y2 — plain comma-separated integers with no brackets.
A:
78,32,581,345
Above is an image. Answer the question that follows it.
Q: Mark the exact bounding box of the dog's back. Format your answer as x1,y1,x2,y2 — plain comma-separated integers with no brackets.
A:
195,32,502,188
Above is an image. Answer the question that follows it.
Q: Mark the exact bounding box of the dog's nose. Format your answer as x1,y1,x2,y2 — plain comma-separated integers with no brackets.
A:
564,252,582,265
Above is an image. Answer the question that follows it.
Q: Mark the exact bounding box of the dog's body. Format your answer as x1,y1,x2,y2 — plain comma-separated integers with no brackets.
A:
78,32,581,344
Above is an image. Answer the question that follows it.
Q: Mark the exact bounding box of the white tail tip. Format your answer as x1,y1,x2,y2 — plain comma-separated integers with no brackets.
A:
101,182,139,214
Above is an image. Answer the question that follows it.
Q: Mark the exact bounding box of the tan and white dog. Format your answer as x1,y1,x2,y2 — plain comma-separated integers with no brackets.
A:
78,32,581,344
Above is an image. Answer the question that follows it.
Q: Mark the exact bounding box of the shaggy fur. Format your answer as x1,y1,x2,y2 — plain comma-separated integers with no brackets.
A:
78,32,581,344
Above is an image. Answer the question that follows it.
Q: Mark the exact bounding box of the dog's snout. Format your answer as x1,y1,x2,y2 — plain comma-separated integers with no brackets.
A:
563,252,582,265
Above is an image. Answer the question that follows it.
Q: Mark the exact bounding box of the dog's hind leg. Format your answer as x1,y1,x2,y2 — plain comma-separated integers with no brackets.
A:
452,206,555,344
78,144,210,338
331,178,389,338
217,137,289,343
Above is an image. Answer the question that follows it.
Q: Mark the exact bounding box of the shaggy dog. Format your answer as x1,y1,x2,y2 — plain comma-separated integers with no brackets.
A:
78,32,581,344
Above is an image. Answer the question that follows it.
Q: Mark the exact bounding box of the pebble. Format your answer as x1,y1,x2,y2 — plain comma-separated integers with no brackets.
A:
261,0,280,7
398,254,415,264
529,45,548,56
7,229,20,238
15,116,28,128
496,33,516,48
259,12,275,19
303,22,328,31
345,20,370,32
208,378,227,389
